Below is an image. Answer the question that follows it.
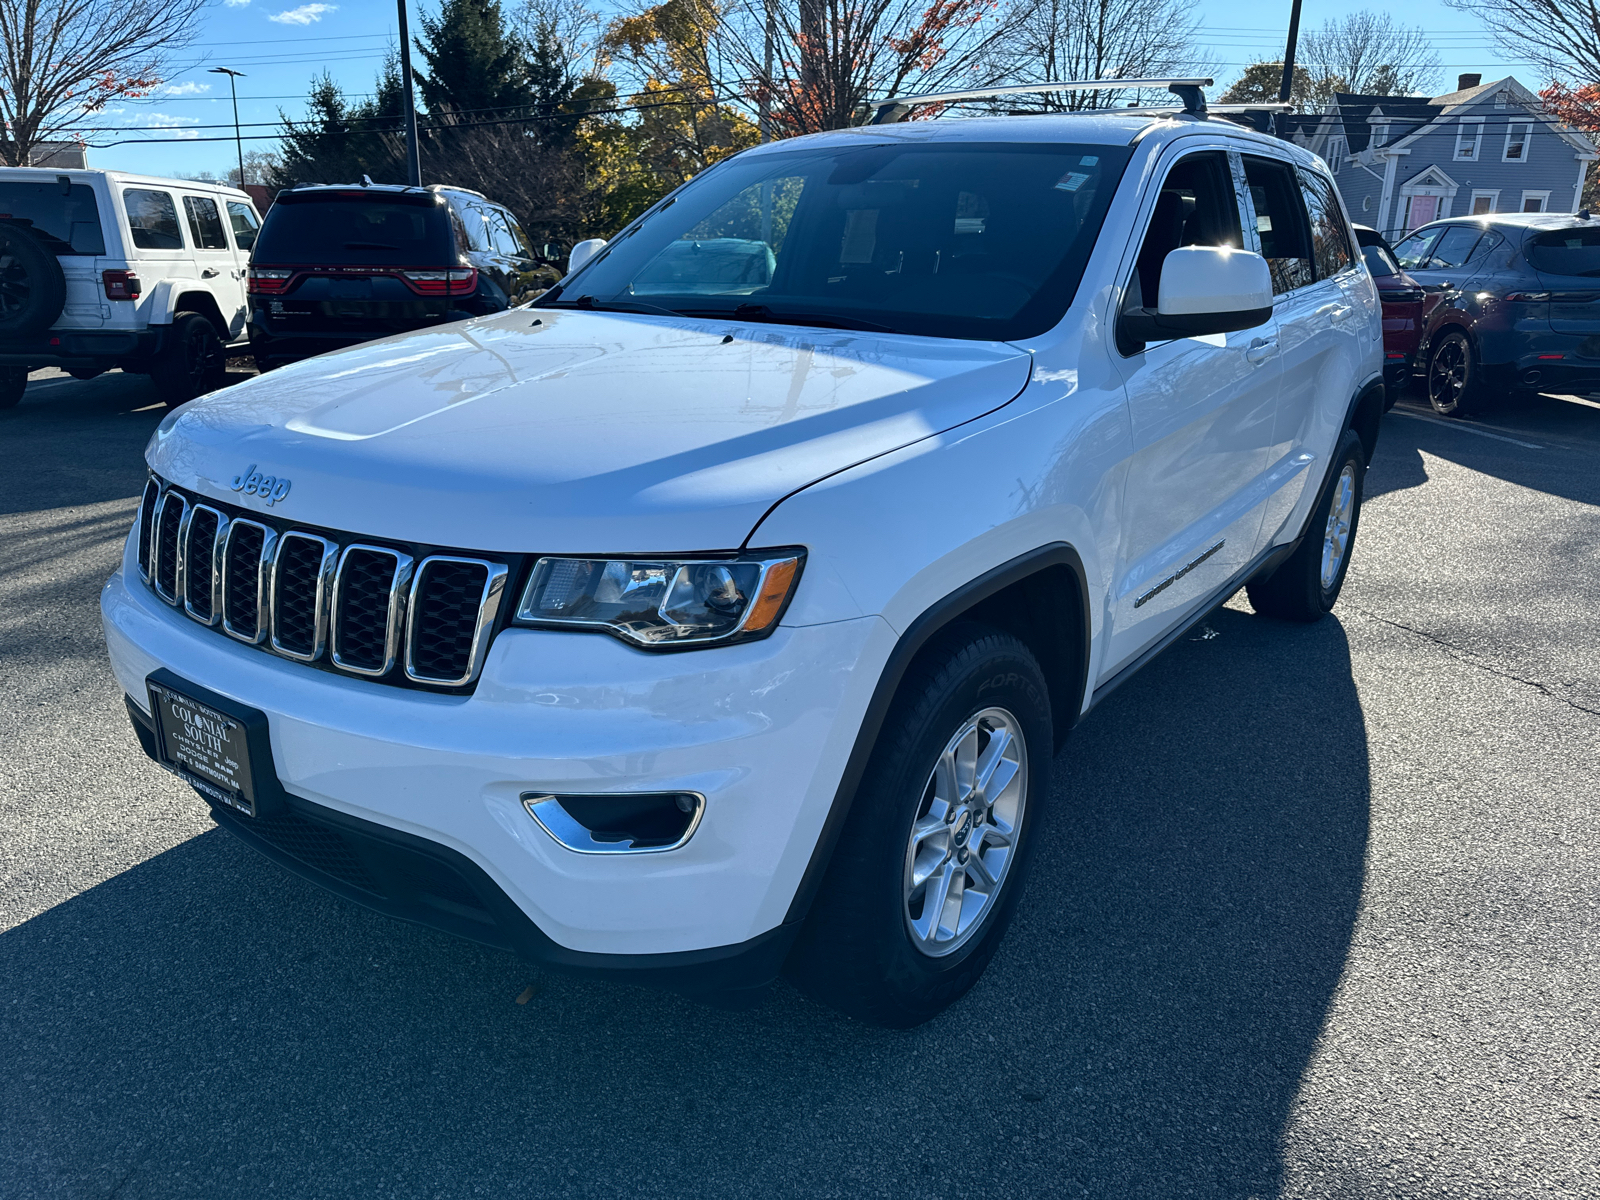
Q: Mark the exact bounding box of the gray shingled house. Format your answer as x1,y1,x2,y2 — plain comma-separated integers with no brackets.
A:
1288,74,1598,240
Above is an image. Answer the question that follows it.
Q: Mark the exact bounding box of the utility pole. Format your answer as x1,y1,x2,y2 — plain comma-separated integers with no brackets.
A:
208,68,246,187
396,0,423,186
1278,0,1303,105
758,0,775,143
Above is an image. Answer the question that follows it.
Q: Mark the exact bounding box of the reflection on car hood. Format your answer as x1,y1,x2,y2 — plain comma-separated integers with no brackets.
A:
150,308,1033,551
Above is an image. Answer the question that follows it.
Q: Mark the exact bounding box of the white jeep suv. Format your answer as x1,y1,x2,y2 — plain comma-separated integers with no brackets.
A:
101,98,1383,1026
0,168,258,409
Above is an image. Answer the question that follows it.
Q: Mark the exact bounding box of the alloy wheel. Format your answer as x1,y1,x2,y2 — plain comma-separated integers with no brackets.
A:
902,707,1028,957
1321,463,1356,590
1430,338,1467,410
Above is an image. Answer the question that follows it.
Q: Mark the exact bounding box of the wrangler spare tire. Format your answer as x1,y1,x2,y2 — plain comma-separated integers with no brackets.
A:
0,224,67,336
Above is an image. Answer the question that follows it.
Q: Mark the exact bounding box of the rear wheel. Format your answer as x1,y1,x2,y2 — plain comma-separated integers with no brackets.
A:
786,623,1052,1028
1247,428,1365,623
1426,330,1489,416
0,225,66,336
0,366,25,409
150,313,225,408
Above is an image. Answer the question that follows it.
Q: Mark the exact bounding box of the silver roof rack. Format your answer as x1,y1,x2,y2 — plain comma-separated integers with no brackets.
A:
867,78,1216,125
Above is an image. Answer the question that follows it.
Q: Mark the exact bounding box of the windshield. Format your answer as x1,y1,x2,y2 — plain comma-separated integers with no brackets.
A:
543,140,1133,340
253,195,456,266
0,182,105,255
1528,226,1600,278
1361,243,1397,277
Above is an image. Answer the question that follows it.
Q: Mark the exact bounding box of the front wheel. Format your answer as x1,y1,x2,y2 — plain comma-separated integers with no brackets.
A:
1247,428,1366,623
0,366,25,409
786,623,1053,1028
150,313,225,408
1426,329,1489,416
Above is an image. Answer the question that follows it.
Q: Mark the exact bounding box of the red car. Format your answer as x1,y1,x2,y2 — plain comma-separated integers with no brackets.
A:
1353,224,1437,403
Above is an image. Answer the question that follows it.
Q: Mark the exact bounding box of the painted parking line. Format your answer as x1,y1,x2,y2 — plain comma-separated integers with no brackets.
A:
1388,409,1544,450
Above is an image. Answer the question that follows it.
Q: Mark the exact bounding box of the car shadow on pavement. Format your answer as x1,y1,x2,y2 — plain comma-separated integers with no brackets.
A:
0,606,1368,1199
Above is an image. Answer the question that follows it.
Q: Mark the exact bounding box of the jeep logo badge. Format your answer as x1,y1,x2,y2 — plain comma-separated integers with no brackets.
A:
229,464,291,506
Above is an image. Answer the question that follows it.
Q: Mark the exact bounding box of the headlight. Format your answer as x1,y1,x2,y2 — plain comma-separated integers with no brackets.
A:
512,550,804,648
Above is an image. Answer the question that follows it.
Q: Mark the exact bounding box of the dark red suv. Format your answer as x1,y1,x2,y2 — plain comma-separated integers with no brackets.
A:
1353,224,1434,402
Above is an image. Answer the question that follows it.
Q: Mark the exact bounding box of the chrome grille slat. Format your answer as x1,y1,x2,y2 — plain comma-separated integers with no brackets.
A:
331,545,414,677
182,505,229,626
221,519,276,644
138,478,507,692
405,556,509,686
270,532,339,662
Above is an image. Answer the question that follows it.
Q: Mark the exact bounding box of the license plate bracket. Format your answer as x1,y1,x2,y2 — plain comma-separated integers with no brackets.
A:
145,669,286,818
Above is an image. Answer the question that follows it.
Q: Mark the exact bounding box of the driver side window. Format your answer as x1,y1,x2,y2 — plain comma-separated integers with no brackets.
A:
1124,151,1242,316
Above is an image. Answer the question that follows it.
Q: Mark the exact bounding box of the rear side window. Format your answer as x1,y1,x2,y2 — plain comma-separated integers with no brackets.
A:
124,189,183,250
1528,227,1600,277
1299,169,1353,279
226,201,259,252
0,181,106,255
183,196,228,250
1425,225,1482,269
252,196,455,266
1243,157,1314,293
1361,244,1397,277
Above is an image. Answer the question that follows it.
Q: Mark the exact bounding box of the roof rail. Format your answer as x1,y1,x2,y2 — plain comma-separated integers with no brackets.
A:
866,78,1215,125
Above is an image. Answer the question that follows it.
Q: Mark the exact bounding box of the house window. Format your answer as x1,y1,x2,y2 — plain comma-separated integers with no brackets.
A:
1503,122,1532,161
1471,189,1499,215
1372,123,1388,147
1455,118,1484,160
1328,137,1344,173
1522,190,1551,213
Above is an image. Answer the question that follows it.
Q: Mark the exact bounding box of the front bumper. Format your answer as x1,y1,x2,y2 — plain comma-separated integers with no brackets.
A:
103,529,892,977
0,327,160,370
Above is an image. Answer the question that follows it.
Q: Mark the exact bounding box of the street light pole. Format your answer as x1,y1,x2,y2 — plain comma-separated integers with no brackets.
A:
395,0,422,187
208,67,246,186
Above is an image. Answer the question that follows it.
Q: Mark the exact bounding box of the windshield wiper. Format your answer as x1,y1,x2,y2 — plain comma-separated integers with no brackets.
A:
537,294,686,319
694,303,904,335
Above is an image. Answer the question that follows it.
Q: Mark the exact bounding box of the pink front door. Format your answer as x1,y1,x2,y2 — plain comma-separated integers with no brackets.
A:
1407,194,1439,230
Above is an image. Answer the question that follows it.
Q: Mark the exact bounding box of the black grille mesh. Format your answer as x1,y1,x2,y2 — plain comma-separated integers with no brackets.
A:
223,523,265,637
334,550,397,670
138,480,159,576
274,536,326,656
409,561,488,681
155,498,184,599
184,508,219,617
246,811,379,893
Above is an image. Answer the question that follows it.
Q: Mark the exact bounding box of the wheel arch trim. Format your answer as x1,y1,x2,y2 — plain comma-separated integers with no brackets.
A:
781,541,1091,927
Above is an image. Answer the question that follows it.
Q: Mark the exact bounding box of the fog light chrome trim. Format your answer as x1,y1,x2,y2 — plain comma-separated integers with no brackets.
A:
520,792,706,855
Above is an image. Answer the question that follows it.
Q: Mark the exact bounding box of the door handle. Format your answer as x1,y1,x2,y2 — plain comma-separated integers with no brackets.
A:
1246,336,1278,363
1315,302,1354,322
201,267,219,279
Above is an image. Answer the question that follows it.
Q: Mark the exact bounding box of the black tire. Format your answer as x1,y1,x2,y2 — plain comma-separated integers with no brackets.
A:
1247,428,1366,623
150,313,225,408
0,225,67,336
786,622,1053,1028
1426,329,1489,416
0,366,25,410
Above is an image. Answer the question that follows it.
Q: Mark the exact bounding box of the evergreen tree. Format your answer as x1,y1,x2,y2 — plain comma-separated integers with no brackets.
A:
415,0,533,117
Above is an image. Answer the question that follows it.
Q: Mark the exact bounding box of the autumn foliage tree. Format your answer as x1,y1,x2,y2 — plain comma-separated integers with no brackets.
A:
0,0,205,166
1541,81,1600,208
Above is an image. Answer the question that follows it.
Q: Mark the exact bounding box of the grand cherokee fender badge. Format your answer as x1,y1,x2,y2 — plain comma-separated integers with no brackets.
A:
230,464,292,506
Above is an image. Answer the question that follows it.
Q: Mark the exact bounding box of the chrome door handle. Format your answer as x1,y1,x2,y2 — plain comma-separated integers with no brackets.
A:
1246,336,1278,363
201,267,219,279
1315,302,1353,321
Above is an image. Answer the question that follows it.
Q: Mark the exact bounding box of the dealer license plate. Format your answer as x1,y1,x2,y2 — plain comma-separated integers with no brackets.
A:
147,678,260,817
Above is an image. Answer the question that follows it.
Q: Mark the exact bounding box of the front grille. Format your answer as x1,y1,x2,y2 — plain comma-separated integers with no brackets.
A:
137,479,160,579
136,476,511,693
154,493,186,601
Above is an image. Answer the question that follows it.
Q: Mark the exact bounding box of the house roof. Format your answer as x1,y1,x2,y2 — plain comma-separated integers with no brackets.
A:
1427,77,1509,109
1329,92,1437,152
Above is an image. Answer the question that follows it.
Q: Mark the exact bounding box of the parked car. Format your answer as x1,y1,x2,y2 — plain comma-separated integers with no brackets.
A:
246,183,542,370
1352,223,1437,403
1391,212,1600,415
0,167,259,409
104,98,1384,1027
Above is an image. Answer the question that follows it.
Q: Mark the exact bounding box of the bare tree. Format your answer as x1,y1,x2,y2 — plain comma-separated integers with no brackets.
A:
1298,11,1440,100
987,0,1208,111
0,0,207,167
1443,0,1600,86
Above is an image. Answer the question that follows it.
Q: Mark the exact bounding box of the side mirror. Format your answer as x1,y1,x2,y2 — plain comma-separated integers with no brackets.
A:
568,237,608,275
1120,246,1274,347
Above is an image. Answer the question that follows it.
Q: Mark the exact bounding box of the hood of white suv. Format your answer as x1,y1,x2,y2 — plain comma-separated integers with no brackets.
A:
149,309,1032,551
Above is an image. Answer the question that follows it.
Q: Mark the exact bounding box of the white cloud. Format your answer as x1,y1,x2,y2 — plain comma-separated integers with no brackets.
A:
163,81,211,96
224,0,251,6
268,3,335,23
144,113,202,140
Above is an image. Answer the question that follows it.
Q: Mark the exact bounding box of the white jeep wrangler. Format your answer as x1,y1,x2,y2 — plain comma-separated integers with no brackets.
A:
0,168,258,409
102,87,1384,1026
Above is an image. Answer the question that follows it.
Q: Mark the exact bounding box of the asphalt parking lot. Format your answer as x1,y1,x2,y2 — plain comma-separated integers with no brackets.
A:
2,367,1597,1199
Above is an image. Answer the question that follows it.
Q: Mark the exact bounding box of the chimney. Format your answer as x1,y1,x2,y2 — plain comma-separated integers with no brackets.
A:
1458,73,1482,91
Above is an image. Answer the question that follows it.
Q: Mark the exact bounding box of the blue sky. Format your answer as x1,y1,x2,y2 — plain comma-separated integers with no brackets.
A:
88,0,1534,181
